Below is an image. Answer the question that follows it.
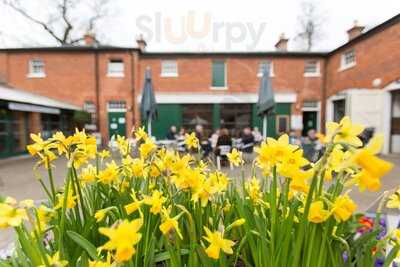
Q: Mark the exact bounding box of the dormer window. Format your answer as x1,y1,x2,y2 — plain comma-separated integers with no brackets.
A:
257,60,274,77
107,59,124,77
340,49,356,70
28,59,45,78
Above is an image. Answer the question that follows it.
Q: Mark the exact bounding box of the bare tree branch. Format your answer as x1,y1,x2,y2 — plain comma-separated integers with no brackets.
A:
294,1,325,51
1,0,112,45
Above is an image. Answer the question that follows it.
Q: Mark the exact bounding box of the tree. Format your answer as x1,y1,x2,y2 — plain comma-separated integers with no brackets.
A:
2,0,111,45
294,1,325,51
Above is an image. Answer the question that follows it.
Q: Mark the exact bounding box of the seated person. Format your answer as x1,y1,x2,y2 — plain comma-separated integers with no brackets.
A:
215,128,232,156
241,127,255,153
166,125,177,140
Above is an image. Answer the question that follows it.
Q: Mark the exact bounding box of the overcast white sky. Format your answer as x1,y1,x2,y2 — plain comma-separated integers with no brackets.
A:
0,0,399,51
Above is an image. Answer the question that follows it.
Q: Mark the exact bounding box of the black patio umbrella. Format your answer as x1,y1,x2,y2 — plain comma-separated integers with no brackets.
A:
140,67,158,136
256,65,275,138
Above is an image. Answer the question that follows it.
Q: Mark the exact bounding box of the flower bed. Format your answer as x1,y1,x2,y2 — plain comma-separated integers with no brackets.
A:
1,116,400,266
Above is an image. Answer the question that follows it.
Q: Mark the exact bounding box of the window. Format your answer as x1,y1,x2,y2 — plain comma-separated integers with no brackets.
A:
220,104,252,136
258,60,274,77
304,60,320,76
107,59,124,77
340,49,356,70
182,104,213,136
211,60,226,88
276,115,290,134
161,60,178,77
28,59,45,77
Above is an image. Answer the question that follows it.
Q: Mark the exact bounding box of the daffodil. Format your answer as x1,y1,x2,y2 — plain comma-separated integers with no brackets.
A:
36,205,54,231
98,161,119,185
331,194,357,222
255,134,296,168
99,219,143,262
326,116,364,147
246,177,262,203
203,227,235,260
0,203,28,228
125,190,142,215
308,201,330,223
95,209,108,222
54,191,77,210
135,127,148,141
139,139,156,159
387,190,400,209
352,134,393,191
159,207,183,239
184,133,199,149
227,148,243,166
143,190,166,214
38,252,68,267
80,164,97,184
98,149,111,159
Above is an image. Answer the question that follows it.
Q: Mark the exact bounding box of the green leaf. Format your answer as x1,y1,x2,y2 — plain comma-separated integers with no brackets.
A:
0,261,12,267
154,249,189,262
67,231,99,260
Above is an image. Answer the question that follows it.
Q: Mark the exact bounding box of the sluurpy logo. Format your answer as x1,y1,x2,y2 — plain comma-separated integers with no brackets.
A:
136,11,267,51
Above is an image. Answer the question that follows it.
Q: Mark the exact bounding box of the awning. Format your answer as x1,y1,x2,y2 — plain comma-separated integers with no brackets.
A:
0,84,81,112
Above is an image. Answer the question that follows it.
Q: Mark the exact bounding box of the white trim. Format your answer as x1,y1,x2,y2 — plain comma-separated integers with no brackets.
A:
338,62,356,72
257,60,275,77
27,73,46,78
161,60,178,77
210,86,228,91
137,92,297,104
8,102,60,114
106,73,124,78
339,49,356,71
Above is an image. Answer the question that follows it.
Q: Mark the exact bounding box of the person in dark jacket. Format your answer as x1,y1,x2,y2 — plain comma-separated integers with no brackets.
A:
215,128,232,156
166,125,177,140
241,127,255,153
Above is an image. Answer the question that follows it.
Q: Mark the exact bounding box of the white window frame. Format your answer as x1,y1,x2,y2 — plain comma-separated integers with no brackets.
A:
27,59,45,78
339,49,356,71
304,60,320,77
257,60,274,77
107,59,124,77
161,60,178,77
210,60,228,90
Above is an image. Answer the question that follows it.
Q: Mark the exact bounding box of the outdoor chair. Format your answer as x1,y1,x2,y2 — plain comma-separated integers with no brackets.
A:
216,145,233,171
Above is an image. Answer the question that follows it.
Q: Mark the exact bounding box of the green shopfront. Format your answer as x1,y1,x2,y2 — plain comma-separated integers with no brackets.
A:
142,93,296,140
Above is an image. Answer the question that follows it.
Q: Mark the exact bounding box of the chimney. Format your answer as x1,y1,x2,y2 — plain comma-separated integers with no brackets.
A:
275,33,289,51
84,33,96,46
136,34,147,52
347,20,365,40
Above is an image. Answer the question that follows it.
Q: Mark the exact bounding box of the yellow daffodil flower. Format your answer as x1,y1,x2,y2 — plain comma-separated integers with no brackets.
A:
135,127,148,141
308,201,330,223
54,191,77,210
326,116,364,147
99,219,143,262
98,149,111,159
80,164,97,184
159,207,183,239
203,227,235,260
38,252,68,267
143,190,166,214
331,194,357,222
0,202,28,228
98,161,119,185
352,134,393,191
246,177,262,203
387,189,400,209
227,148,243,167
184,133,199,149
95,209,108,223
125,191,142,215
139,139,156,159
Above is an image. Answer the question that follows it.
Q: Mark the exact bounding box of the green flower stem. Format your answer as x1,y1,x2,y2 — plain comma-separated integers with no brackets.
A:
59,167,72,258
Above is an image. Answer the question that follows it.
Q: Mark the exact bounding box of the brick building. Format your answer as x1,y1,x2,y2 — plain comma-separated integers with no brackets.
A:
0,13,399,157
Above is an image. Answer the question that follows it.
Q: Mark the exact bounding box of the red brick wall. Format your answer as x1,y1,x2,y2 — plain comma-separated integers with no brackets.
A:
139,55,325,115
326,22,400,96
0,50,139,142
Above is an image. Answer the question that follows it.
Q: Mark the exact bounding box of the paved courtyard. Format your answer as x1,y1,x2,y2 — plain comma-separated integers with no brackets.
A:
0,153,399,252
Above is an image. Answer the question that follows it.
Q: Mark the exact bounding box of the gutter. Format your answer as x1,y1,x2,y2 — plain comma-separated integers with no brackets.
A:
94,49,100,132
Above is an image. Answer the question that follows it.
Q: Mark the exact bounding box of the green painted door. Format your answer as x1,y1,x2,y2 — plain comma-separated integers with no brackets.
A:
252,103,291,138
108,112,126,138
147,104,182,140
0,108,11,158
